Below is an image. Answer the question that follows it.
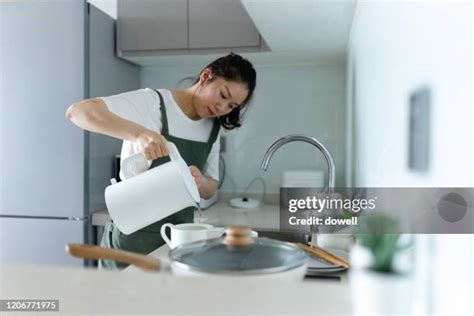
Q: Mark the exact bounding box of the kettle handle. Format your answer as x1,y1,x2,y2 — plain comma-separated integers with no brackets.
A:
167,142,181,162
120,153,151,179
120,142,180,180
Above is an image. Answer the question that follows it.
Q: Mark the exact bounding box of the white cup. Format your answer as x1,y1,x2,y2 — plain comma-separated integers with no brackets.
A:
314,233,355,251
160,223,225,249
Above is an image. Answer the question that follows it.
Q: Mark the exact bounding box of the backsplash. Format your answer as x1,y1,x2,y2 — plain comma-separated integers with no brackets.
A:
141,62,347,194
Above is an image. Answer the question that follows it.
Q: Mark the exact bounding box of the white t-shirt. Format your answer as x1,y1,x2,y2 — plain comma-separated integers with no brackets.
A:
100,88,220,181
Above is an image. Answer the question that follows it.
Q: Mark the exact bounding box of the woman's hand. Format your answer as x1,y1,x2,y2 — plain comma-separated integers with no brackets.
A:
189,166,218,199
189,165,203,189
133,128,169,160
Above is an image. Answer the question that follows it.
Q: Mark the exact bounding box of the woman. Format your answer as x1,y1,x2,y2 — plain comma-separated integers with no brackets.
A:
66,53,257,269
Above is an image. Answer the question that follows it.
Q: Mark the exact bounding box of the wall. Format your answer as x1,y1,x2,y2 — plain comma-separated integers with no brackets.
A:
141,62,346,194
347,0,473,187
347,2,473,314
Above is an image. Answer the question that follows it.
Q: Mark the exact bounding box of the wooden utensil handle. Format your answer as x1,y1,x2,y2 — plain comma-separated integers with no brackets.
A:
65,244,161,271
296,242,350,269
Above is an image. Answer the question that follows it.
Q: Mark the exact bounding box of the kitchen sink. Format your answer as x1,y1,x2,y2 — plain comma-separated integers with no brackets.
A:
254,229,311,244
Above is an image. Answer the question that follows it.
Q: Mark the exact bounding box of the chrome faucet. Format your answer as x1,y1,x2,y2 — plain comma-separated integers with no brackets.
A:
260,135,336,193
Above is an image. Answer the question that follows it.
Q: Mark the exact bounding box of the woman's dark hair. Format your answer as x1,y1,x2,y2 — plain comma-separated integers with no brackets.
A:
198,53,256,130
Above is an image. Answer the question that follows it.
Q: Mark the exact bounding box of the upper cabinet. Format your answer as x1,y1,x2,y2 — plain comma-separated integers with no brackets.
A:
116,0,266,62
118,0,188,51
188,0,260,49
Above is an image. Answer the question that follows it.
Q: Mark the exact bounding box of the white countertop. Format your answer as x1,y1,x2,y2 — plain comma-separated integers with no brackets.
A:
69,199,356,314
4,255,472,315
1,197,358,315
57,198,473,315
1,263,353,315
92,197,281,229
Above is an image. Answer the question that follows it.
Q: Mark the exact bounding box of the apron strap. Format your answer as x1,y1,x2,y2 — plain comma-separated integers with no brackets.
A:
154,89,220,143
154,89,169,136
208,119,220,144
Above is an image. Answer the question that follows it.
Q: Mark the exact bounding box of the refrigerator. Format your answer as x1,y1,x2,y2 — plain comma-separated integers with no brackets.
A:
0,1,139,266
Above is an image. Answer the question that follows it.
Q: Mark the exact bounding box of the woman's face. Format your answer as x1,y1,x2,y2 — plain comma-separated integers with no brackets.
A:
194,70,249,119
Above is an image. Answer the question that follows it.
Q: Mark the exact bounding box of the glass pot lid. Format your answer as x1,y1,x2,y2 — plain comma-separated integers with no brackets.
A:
169,226,309,274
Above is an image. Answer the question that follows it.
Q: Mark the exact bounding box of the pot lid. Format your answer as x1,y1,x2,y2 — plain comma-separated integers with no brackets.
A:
169,226,309,274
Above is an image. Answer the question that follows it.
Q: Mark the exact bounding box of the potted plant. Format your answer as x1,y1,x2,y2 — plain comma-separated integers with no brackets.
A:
356,212,402,273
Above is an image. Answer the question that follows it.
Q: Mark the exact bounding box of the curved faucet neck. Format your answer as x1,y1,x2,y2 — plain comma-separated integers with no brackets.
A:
261,135,336,193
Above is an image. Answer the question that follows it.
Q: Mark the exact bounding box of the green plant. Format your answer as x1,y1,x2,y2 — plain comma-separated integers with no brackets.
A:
357,213,400,272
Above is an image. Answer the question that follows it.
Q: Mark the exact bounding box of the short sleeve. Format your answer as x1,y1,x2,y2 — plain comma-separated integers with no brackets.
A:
100,88,159,128
202,131,221,182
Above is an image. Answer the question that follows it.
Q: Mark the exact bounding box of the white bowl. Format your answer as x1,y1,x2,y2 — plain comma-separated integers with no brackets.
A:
313,233,355,251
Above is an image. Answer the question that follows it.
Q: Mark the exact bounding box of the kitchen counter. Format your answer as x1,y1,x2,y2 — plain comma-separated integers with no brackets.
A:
3,228,471,314
23,199,345,314
3,255,472,315
81,198,474,315
0,264,353,315
92,195,281,229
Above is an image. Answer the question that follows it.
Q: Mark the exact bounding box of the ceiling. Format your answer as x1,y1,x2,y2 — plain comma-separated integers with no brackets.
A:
88,0,117,19
241,0,357,60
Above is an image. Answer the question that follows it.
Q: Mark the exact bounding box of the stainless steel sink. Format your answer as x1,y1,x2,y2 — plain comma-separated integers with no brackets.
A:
254,229,311,244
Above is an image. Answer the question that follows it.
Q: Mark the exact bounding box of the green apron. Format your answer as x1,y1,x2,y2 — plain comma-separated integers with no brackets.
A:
99,90,220,270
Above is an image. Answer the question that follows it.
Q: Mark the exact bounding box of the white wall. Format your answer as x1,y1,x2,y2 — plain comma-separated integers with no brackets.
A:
347,2,473,314
347,0,473,187
141,62,347,193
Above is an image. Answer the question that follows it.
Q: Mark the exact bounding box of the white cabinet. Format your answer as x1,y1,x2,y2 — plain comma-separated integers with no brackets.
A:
188,0,260,49
117,0,264,58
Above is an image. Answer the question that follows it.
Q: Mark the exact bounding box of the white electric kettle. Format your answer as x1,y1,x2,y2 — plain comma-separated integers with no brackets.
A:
104,143,200,235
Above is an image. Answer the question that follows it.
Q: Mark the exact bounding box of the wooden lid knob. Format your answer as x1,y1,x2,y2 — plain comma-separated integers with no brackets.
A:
223,226,254,246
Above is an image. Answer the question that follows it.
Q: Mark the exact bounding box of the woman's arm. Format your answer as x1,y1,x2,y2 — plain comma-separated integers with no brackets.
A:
66,98,169,159
67,98,142,141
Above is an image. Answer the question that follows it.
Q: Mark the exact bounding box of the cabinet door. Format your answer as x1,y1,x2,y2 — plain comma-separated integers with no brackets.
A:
189,0,260,49
118,0,188,51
